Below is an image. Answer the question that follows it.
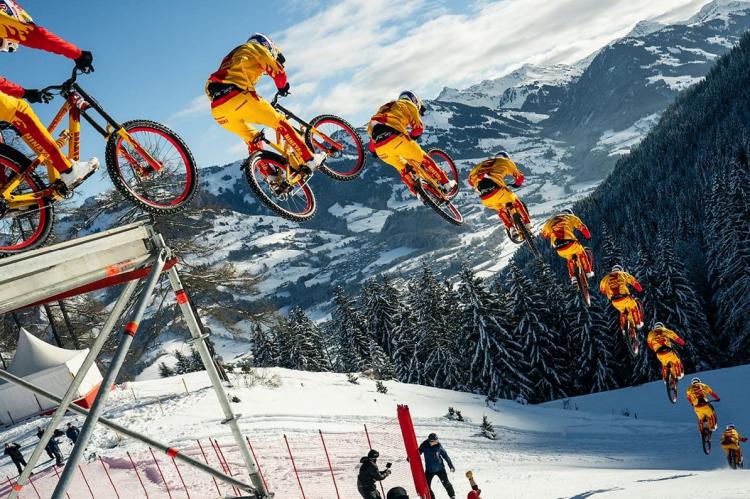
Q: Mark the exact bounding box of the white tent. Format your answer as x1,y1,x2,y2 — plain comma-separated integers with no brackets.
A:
0,328,103,425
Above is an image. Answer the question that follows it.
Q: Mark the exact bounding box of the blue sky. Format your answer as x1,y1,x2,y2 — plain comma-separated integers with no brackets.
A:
7,0,710,199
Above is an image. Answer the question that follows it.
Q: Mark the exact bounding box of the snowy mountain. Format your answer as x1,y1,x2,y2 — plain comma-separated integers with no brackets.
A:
1,364,748,498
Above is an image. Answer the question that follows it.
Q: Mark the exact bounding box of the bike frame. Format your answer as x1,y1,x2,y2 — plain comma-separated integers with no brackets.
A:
405,156,447,200
1,73,163,210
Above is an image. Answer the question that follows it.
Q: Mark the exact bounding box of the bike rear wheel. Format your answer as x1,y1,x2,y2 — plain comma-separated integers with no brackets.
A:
729,450,737,469
513,212,540,259
306,115,365,181
416,181,463,225
0,145,54,255
702,425,712,455
244,152,316,222
575,262,591,307
665,364,678,404
427,149,459,199
623,321,639,357
106,120,198,214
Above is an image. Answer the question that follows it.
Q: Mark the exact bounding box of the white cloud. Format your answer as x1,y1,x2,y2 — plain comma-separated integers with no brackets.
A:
274,0,710,121
168,94,209,122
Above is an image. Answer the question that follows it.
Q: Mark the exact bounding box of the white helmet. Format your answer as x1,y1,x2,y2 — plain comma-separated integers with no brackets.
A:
691,377,701,385
0,0,26,53
399,90,426,116
611,264,623,273
653,322,665,330
727,424,736,430
248,33,284,64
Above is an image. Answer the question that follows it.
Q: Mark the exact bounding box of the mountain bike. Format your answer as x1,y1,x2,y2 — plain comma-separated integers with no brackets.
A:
618,299,643,357
502,189,538,257
699,403,718,455
0,68,197,255
243,92,365,222
726,448,744,469
403,148,462,225
664,361,679,404
571,247,594,307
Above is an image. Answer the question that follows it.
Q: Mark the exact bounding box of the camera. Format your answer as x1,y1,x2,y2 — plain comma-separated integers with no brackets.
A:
386,462,392,469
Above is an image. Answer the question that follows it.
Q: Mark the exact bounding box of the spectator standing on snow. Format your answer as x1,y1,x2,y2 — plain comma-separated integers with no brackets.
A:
65,423,80,444
36,426,64,466
4,442,26,475
387,486,410,499
419,433,456,499
357,449,392,498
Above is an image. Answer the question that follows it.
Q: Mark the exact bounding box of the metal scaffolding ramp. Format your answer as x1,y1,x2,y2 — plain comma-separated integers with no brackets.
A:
0,222,270,499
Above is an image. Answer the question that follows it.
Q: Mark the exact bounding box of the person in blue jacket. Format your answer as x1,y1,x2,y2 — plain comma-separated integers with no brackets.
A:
418,433,456,499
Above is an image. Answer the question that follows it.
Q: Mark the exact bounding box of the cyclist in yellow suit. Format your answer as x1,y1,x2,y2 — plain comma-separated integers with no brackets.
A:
367,91,455,197
0,0,98,189
541,209,594,284
646,322,686,381
686,377,720,432
467,151,531,242
720,424,747,467
599,265,645,332
206,33,325,172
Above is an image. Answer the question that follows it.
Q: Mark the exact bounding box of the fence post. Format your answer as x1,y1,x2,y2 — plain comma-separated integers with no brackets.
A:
245,436,270,493
99,457,120,499
197,439,222,496
284,434,307,499
319,430,341,499
397,404,430,499
364,424,386,499
212,439,239,497
51,466,71,499
172,458,191,499
127,451,150,499
78,465,95,499
181,377,189,395
149,447,174,499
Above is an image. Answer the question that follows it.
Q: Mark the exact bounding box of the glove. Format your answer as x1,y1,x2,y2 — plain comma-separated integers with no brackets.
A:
714,397,720,402
276,52,286,67
75,50,94,73
23,88,53,104
277,82,290,97
513,174,525,187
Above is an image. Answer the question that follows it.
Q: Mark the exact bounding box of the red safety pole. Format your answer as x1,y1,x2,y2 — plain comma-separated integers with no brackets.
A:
127,451,150,499
52,466,71,499
171,458,191,499
27,473,42,499
398,404,430,499
319,430,341,499
212,439,239,497
149,447,174,499
245,436,270,493
78,464,95,499
364,424,386,499
99,457,121,499
197,439,222,496
284,434,307,499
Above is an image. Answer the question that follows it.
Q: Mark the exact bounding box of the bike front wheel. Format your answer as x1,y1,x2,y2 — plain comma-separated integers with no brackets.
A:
244,152,316,222
0,144,54,255
513,212,540,259
702,427,712,455
106,120,198,214
623,322,639,357
575,263,591,307
665,364,678,404
428,149,459,199
306,115,365,181
416,182,463,225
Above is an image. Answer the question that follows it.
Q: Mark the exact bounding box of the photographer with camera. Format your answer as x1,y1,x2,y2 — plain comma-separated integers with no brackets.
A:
357,449,392,499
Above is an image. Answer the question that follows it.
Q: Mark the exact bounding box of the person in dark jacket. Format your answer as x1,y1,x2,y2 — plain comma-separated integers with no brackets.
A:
419,433,456,499
4,442,26,475
65,423,80,444
357,449,391,499
387,486,410,499
36,426,64,466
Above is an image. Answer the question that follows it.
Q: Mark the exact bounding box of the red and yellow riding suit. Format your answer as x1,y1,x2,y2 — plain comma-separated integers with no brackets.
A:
720,428,747,464
599,271,644,330
467,157,528,228
686,383,720,432
541,214,593,279
0,3,84,173
367,99,447,193
646,326,685,380
206,41,313,165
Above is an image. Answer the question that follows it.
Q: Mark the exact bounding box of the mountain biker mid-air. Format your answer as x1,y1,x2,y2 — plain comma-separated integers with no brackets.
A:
541,209,594,284
721,424,747,467
206,33,326,176
0,0,98,189
647,322,686,381
599,265,645,332
368,91,456,197
686,377,720,433
467,150,531,242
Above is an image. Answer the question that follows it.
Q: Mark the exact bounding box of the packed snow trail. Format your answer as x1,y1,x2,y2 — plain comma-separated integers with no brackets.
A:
1,366,748,498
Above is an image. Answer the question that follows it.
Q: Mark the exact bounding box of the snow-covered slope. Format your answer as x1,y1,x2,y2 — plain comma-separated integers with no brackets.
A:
2,365,749,498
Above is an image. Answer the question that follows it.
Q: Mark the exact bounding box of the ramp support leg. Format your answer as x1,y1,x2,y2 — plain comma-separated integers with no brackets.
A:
52,249,168,499
166,266,269,498
8,279,140,499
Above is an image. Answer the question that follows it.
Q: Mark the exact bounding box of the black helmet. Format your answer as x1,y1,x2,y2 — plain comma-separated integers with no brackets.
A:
387,487,410,499
428,433,438,442
368,449,380,459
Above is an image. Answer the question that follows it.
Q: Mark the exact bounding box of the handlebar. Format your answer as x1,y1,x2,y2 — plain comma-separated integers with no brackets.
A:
40,67,82,96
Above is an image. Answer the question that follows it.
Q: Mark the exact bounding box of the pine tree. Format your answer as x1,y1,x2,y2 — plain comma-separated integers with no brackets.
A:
189,347,205,372
174,350,192,375
287,306,330,372
332,286,371,372
252,323,279,367
568,294,616,394
158,362,174,378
